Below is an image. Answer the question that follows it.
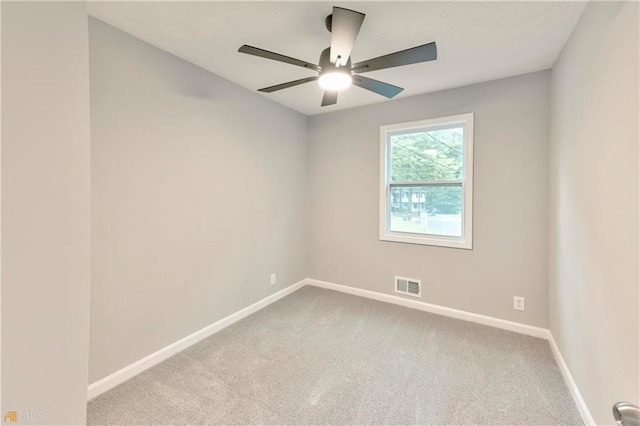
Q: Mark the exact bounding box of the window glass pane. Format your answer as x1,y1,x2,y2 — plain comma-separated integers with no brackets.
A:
389,185,462,237
389,126,464,182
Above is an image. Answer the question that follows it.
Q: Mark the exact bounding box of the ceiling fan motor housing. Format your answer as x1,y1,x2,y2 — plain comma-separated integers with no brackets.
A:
318,47,351,74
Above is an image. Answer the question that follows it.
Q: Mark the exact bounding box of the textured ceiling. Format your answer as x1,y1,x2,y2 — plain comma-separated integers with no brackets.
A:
87,1,587,116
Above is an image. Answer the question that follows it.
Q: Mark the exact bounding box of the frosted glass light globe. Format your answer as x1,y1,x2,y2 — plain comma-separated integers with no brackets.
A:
319,71,352,91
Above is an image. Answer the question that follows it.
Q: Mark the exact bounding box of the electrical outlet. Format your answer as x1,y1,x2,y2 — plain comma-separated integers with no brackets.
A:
514,296,525,311
270,273,277,286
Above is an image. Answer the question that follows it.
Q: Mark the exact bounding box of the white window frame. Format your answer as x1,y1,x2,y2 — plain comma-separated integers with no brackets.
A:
379,113,474,249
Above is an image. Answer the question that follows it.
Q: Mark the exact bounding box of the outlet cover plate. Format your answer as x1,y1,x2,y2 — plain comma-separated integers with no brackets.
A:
514,296,525,311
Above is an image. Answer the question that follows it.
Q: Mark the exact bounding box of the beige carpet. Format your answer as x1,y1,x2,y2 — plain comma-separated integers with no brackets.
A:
87,286,583,425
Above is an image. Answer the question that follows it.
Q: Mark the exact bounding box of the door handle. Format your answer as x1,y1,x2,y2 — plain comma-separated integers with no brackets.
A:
613,402,640,426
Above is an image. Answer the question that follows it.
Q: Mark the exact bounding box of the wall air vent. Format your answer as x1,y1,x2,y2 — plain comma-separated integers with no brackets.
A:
394,276,421,298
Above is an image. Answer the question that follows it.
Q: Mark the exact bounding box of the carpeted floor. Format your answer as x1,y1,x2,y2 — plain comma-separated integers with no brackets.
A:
87,286,583,425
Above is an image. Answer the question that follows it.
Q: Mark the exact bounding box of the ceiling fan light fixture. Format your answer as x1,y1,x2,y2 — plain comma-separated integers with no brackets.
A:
318,70,352,91
238,6,438,107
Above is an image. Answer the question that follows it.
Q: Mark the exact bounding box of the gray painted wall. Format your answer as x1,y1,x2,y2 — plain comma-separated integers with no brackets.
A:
307,71,551,327
1,2,91,424
549,2,639,424
88,19,308,382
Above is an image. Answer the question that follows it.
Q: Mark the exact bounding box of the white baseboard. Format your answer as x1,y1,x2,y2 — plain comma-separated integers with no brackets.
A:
306,278,549,339
547,332,595,425
87,279,306,400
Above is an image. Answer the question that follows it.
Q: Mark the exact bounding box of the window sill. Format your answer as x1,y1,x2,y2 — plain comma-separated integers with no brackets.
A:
380,232,472,249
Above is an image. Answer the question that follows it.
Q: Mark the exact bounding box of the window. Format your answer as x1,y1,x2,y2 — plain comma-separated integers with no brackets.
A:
379,113,474,249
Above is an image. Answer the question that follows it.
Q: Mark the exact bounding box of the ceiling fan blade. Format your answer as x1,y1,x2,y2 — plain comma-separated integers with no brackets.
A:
351,42,437,74
258,77,319,93
238,45,321,72
330,7,365,67
321,91,338,107
352,75,403,98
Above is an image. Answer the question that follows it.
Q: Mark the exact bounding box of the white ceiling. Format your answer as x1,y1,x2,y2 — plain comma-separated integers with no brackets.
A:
87,1,587,116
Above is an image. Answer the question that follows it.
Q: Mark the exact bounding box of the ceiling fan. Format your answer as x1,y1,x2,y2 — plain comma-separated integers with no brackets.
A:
238,6,438,107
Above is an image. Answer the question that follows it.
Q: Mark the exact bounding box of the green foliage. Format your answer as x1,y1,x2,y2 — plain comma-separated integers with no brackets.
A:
389,127,464,214
390,127,463,181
